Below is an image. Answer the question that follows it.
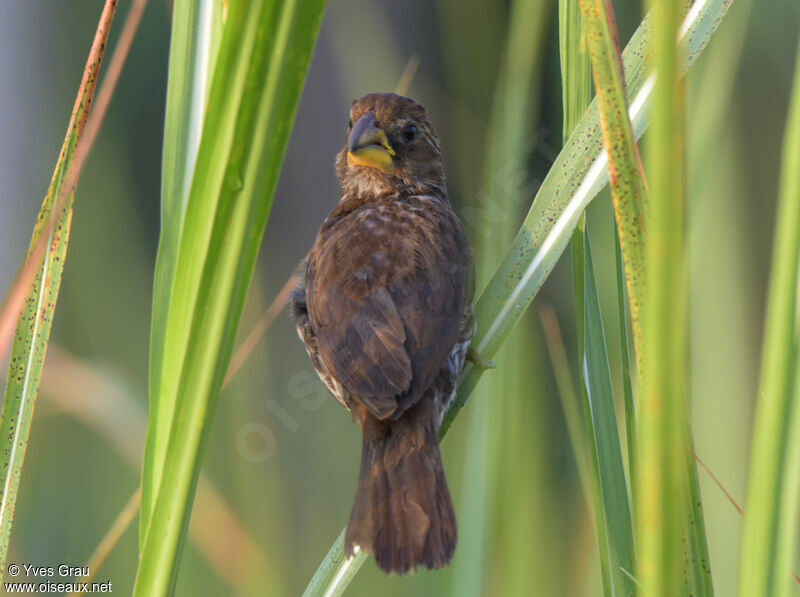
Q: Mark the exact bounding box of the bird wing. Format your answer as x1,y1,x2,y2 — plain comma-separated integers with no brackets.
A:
305,196,473,420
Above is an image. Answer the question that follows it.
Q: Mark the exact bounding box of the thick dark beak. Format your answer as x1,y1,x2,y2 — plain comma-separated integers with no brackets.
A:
347,112,395,173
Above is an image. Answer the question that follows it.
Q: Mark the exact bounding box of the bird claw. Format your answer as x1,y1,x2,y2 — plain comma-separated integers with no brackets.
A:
467,347,495,371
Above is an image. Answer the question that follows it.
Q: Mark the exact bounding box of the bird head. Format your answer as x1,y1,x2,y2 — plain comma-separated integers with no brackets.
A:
336,93,446,200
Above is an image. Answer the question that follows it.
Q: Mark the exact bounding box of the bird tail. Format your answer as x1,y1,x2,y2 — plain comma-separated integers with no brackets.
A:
344,411,456,574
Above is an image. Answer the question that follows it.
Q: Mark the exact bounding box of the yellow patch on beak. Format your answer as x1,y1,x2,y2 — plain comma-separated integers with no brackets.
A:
347,112,396,174
347,146,395,173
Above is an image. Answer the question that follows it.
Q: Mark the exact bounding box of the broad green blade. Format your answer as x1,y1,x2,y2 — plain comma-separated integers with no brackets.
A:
0,0,117,579
738,39,800,597
303,1,733,594
136,0,326,593
637,0,693,594
142,0,225,546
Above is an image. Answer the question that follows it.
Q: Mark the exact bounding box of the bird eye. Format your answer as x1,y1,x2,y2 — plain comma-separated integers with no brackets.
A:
402,124,417,142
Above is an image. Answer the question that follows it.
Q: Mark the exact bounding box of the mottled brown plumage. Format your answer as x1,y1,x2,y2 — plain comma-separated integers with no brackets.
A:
292,93,474,574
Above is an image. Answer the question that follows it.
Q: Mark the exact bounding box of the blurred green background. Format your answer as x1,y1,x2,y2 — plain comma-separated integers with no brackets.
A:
0,0,798,595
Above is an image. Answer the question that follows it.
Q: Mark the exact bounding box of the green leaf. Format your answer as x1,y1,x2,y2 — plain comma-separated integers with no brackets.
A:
303,1,733,594
559,0,592,141
685,444,714,596
136,0,326,593
636,0,695,594
561,0,591,395
0,0,118,579
559,1,632,595
613,224,638,495
142,0,220,546
302,532,367,597
738,38,800,597
581,230,637,597
577,0,647,367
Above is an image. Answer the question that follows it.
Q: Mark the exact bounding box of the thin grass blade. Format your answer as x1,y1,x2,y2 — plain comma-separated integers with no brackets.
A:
469,0,552,591
685,442,714,595
613,224,638,494
559,0,627,594
580,231,637,597
0,0,117,578
539,306,592,501
737,39,800,597
577,0,647,366
561,0,590,406
40,346,269,591
560,0,592,140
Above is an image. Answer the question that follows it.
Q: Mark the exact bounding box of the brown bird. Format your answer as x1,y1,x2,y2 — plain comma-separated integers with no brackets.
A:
291,93,475,574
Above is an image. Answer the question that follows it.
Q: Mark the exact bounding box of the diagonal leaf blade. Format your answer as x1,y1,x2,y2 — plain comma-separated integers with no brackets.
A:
0,0,118,579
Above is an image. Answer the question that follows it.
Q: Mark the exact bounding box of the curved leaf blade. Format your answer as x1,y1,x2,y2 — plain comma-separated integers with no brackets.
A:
738,39,800,597
0,0,118,580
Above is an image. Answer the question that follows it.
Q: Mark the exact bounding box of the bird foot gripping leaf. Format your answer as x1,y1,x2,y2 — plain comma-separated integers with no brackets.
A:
466,346,495,371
